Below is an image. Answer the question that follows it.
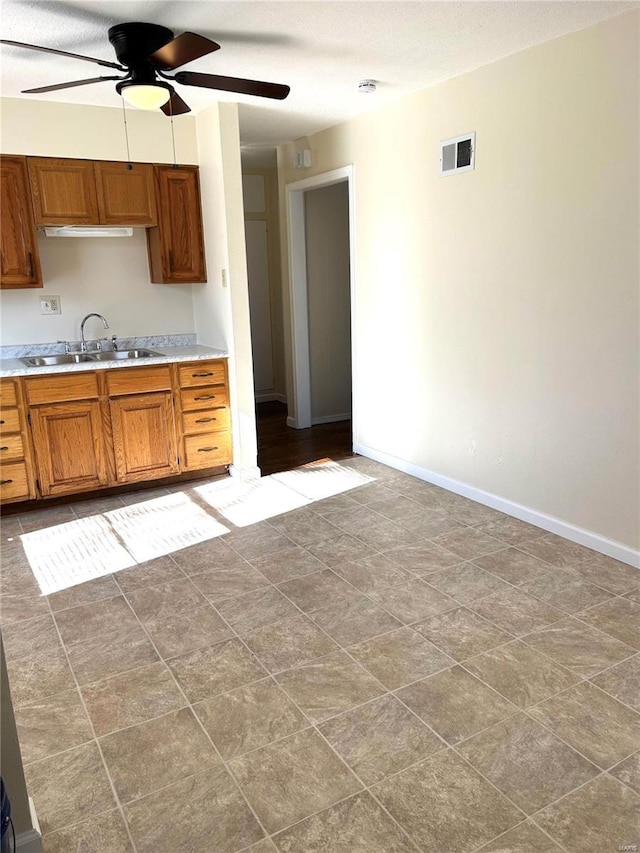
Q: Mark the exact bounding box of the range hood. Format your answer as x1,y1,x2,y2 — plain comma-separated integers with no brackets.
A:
42,226,134,238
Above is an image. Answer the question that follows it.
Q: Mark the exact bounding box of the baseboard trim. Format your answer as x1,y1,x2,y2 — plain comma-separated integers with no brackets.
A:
311,413,352,425
286,416,297,429
353,442,640,568
16,828,42,853
255,392,287,404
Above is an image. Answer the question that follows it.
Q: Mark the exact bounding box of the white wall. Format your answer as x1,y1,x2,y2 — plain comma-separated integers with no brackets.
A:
304,181,351,421
278,11,640,554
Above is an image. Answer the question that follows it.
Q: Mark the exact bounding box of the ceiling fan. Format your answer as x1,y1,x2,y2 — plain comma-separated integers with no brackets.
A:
0,22,290,115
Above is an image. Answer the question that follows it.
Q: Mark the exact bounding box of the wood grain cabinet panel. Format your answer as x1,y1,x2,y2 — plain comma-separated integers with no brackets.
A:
94,161,157,226
110,392,179,483
178,361,226,388
30,400,109,497
0,155,42,289
147,165,206,284
0,378,34,502
27,157,99,225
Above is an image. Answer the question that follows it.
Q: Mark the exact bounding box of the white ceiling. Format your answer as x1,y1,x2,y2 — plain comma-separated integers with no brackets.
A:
1,0,636,157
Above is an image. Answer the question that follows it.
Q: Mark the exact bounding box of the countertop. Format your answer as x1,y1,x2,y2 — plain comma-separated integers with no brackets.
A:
0,342,229,378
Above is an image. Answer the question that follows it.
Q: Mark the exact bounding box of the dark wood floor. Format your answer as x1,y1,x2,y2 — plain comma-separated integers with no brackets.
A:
256,401,354,475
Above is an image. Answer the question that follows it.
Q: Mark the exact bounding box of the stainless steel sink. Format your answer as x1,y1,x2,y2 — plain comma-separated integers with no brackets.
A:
92,349,163,361
22,353,97,366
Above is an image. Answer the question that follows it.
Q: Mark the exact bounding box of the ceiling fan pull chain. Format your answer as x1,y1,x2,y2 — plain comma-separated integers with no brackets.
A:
170,102,178,170
121,97,133,170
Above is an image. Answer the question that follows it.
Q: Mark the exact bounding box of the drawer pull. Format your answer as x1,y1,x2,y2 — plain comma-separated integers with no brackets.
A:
28,252,35,278
194,395,216,401
0,479,13,485
0,446,8,451
195,417,216,424
0,420,4,425
198,446,219,453
192,372,214,377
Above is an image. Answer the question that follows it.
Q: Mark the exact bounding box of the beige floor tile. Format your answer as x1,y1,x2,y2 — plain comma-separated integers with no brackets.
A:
275,651,384,723
66,624,159,686
522,617,635,677
124,577,206,622
277,570,360,613
226,522,295,560
216,586,300,634
191,565,270,603
172,537,249,576
0,589,51,624
472,547,559,586
528,681,640,769
464,640,580,707
310,595,402,646
24,742,115,834
269,509,342,546
396,666,516,744
564,553,640,595
14,688,92,764
322,505,388,535
577,597,640,649
349,626,453,689
535,775,640,853
230,728,360,834
318,694,443,785
332,553,414,594
353,520,424,552
250,545,327,583
100,707,218,802
476,517,545,546
42,810,133,853
609,751,640,795
349,482,399,504
19,505,76,533
124,766,264,853
113,555,184,592
475,821,564,852
142,604,234,658
167,637,266,702
305,533,376,567
458,713,598,813
81,661,186,736
414,607,513,661
6,646,76,706
368,579,456,624
367,494,436,524
472,587,565,636
54,596,139,647
2,613,61,661
426,563,512,604
591,654,640,710
437,497,506,528
372,748,522,853
247,840,278,853
194,678,308,760
383,542,462,574
47,575,120,612
521,569,613,614
626,589,640,603
312,493,360,515
245,615,339,673
273,791,417,852
517,533,595,568
399,513,466,539
431,528,504,560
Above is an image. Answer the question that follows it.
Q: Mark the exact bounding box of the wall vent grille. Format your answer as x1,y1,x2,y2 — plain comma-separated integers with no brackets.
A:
440,132,475,176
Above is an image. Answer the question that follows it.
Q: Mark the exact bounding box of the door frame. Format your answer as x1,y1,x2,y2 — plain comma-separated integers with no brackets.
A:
285,165,356,430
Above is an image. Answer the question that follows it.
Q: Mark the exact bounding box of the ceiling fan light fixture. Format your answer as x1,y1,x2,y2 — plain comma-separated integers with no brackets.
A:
119,82,171,110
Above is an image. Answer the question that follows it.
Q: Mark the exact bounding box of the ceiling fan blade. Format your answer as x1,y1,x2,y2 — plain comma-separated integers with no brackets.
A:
161,91,191,116
175,71,290,100
149,32,220,71
22,75,124,94
0,39,125,71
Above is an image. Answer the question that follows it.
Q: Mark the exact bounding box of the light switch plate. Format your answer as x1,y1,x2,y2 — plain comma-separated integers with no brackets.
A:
39,295,62,315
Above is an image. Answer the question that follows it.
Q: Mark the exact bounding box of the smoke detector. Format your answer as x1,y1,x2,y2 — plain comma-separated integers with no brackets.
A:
358,80,376,94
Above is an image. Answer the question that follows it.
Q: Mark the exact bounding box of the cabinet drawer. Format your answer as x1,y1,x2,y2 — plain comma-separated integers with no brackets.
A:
107,366,172,396
182,407,230,436
178,361,226,388
180,386,229,411
0,461,29,502
0,434,25,461
183,432,232,469
25,372,99,405
0,382,17,407
0,409,21,434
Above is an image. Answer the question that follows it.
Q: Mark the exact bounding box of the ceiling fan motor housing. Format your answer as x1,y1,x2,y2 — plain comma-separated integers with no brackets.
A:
108,22,174,66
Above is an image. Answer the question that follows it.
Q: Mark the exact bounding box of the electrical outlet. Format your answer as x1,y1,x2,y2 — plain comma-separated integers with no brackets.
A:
39,296,62,315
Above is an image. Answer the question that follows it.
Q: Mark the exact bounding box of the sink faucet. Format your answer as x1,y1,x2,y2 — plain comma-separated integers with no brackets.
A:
80,313,109,352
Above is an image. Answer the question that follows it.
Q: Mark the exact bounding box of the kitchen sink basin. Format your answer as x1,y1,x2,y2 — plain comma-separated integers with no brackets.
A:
22,353,97,366
92,349,163,360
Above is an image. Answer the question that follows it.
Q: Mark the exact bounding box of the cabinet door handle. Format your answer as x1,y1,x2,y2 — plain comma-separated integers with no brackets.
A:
197,446,219,453
195,417,216,424
0,446,8,451
194,395,216,401
192,372,214,377
0,420,4,425
0,479,13,485
27,252,35,278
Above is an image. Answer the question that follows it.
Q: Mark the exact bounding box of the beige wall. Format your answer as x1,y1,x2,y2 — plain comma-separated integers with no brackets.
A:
278,12,640,553
305,181,351,421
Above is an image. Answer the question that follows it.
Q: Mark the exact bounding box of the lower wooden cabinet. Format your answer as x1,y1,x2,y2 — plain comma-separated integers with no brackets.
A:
0,378,36,502
110,392,179,483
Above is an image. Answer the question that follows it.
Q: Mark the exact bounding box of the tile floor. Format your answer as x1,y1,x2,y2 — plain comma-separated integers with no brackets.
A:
1,457,639,853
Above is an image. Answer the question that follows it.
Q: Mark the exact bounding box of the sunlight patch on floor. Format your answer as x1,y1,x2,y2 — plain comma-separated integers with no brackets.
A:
271,459,374,500
195,476,311,527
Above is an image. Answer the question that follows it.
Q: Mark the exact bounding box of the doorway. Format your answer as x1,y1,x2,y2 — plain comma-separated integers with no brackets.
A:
286,166,356,437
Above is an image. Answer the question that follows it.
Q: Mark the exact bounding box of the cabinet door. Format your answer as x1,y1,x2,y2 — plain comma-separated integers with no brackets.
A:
27,157,99,225
30,400,109,496
110,392,179,484
147,165,206,283
94,161,157,226
0,155,43,289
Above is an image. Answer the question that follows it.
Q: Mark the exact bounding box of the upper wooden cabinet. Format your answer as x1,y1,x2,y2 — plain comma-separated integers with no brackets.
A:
27,157,158,227
147,165,206,284
28,157,99,225
0,156,42,289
